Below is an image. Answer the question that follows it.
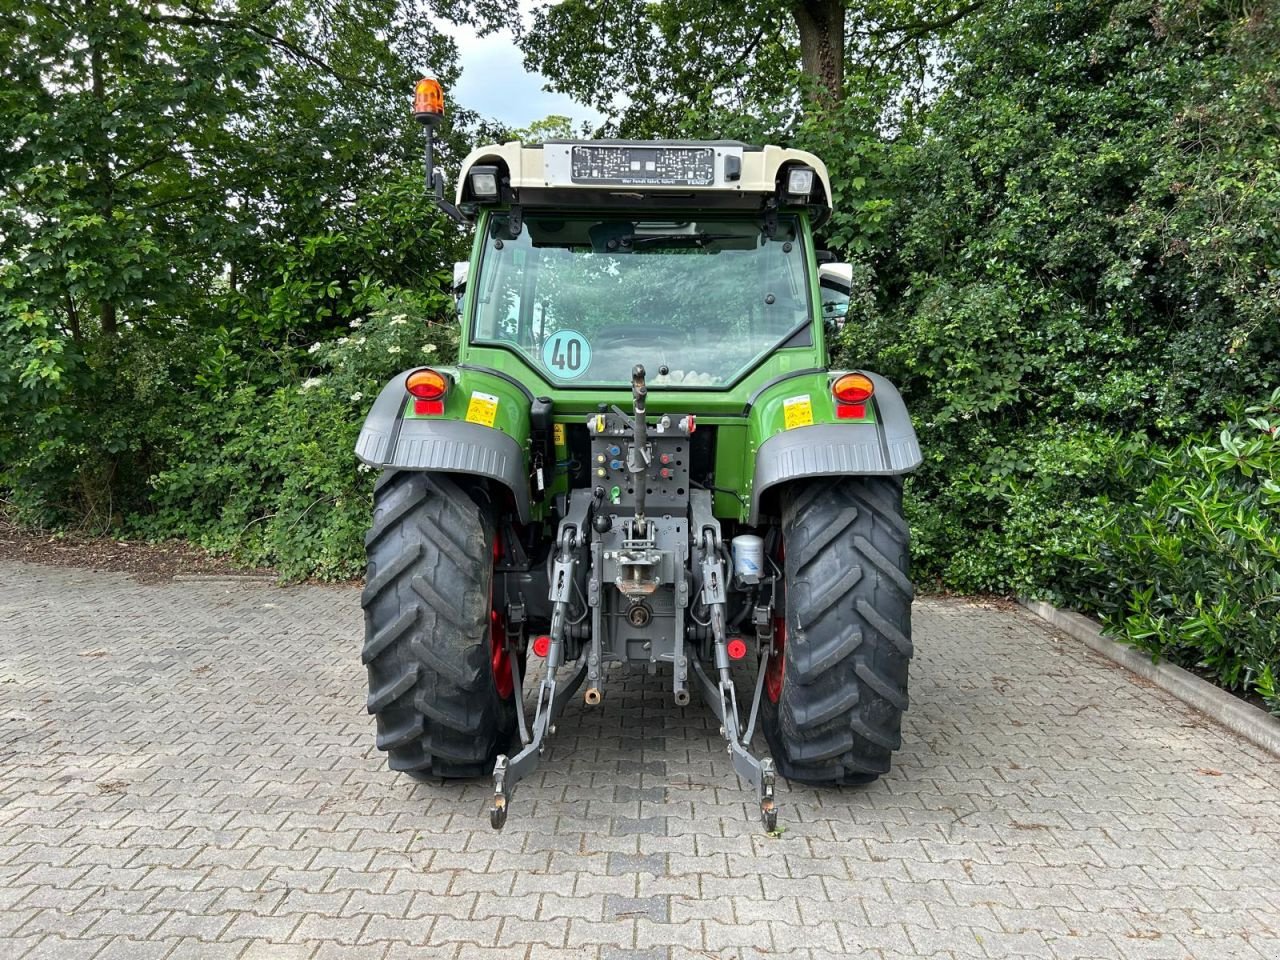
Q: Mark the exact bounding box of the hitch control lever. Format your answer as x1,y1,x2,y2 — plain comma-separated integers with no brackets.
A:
628,364,650,537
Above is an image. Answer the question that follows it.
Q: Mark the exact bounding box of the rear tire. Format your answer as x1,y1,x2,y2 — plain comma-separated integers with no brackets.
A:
362,471,516,780
761,476,913,785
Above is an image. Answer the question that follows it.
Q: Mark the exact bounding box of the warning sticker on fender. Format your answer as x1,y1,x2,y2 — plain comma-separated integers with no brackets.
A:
465,391,499,427
553,423,566,447
783,395,814,429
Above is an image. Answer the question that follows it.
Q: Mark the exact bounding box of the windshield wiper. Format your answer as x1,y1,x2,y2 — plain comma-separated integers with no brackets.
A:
626,232,741,248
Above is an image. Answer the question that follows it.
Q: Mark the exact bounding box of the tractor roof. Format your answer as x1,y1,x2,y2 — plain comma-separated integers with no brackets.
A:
455,140,832,226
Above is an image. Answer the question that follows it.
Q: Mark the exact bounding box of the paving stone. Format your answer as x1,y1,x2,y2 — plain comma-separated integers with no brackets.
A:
610,817,668,837
19,936,113,959
1,562,1277,960
604,895,668,924
607,854,666,877
602,949,669,960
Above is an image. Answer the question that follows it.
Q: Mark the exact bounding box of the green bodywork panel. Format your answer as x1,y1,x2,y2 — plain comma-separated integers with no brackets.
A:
397,207,883,524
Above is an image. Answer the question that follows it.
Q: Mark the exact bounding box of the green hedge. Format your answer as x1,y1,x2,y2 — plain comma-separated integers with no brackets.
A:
1,287,459,582
134,294,460,581
1084,390,1280,713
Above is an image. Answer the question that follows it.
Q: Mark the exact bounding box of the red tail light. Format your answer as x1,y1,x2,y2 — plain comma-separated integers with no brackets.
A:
832,373,875,405
406,368,448,400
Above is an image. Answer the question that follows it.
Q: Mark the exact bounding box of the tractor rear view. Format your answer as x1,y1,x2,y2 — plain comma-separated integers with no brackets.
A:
355,79,922,830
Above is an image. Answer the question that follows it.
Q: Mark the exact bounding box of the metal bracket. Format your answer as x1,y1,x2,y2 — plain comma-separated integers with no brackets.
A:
490,757,509,829
762,197,779,239
508,650,530,747
687,490,778,831
490,488,593,828
690,657,777,831
549,558,575,604
742,643,769,746
504,601,531,746
585,539,605,706
489,657,587,829
752,602,773,638
700,553,727,607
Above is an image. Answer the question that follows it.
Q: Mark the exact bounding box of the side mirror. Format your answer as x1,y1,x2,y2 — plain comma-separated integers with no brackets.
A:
815,250,837,265
453,261,468,322
818,261,852,338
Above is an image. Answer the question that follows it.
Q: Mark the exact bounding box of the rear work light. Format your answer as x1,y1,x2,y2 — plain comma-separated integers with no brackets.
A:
785,165,815,201
406,367,448,415
832,373,874,420
468,164,501,200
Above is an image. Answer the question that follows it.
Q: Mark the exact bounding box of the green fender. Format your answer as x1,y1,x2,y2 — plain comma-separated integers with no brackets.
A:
745,371,921,525
354,367,533,523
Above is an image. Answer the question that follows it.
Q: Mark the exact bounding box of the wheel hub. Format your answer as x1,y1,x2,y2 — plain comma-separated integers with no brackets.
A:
490,609,513,699
766,540,785,703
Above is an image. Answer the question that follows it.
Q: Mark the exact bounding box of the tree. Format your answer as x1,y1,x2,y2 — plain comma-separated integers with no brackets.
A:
0,0,482,342
0,0,467,522
508,114,576,142
515,0,988,136
792,0,847,99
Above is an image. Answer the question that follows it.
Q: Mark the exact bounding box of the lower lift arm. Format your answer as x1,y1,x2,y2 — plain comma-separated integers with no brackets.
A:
688,508,778,831
489,489,591,829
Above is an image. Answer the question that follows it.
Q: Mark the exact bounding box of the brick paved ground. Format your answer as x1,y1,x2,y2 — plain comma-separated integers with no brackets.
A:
0,559,1277,960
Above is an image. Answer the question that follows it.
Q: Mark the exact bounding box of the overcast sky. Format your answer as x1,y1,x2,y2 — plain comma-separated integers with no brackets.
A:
441,11,600,131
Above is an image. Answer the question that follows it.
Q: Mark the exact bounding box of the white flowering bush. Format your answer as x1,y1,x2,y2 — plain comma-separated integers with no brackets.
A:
307,289,458,408
142,283,460,581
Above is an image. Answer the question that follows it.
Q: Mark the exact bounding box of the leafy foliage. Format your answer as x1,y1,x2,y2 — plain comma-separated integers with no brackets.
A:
829,0,1279,604
137,291,459,580
517,0,984,137
1087,391,1280,713
810,0,1280,705
0,0,474,572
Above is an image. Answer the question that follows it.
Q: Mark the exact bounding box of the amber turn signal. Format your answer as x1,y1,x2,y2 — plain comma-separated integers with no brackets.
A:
406,367,448,400
832,373,875,405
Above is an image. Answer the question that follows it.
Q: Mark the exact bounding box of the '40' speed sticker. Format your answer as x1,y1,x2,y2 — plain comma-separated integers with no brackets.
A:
542,329,591,380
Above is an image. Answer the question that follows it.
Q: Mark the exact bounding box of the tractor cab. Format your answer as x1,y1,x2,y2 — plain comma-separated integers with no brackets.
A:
451,140,835,398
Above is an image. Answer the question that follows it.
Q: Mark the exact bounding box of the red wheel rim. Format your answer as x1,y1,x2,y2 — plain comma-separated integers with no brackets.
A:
765,537,785,703
490,541,513,700
765,614,785,703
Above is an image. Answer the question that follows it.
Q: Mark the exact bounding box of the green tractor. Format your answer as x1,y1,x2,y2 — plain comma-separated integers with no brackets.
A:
355,80,921,830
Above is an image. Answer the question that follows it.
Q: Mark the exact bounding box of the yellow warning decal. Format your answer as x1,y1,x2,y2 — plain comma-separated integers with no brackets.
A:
783,395,814,429
553,423,566,447
465,391,499,427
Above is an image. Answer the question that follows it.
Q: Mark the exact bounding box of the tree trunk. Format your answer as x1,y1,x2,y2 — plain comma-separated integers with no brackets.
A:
791,0,845,103
65,292,82,343
89,22,118,335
